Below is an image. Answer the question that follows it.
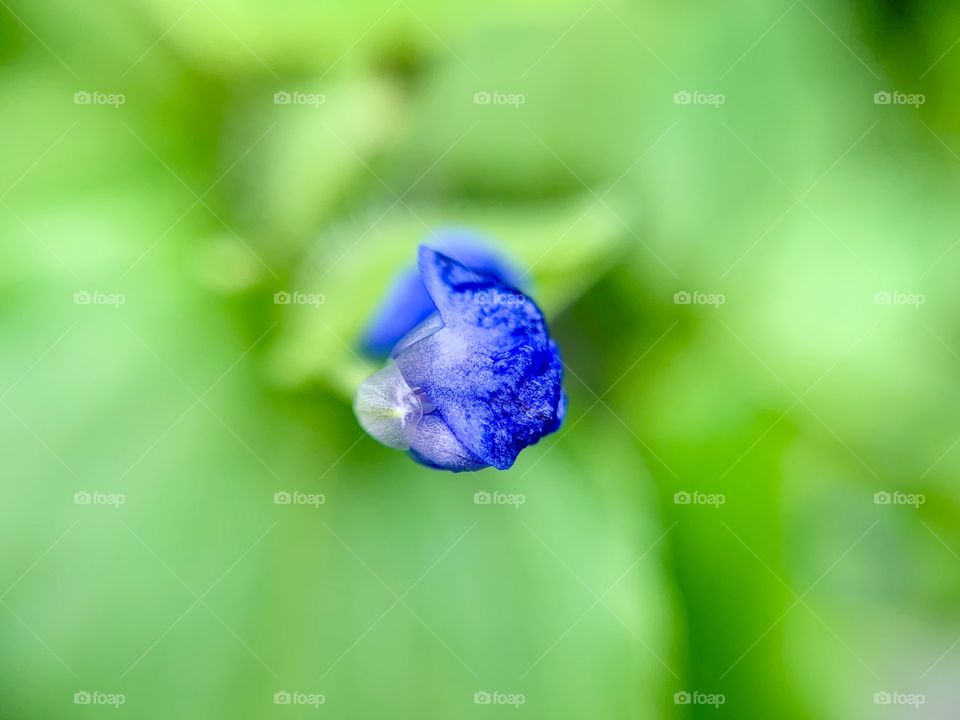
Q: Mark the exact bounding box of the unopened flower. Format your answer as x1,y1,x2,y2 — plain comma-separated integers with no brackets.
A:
354,245,565,471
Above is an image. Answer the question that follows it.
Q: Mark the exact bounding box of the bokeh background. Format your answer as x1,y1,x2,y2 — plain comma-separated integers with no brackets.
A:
2,0,959,717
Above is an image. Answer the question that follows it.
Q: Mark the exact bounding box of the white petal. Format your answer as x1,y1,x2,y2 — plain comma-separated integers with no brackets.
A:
353,361,424,450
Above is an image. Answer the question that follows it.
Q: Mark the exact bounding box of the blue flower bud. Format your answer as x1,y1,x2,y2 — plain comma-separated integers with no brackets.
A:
354,245,565,471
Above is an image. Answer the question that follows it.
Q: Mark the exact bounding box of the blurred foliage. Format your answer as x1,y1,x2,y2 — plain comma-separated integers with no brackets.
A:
2,0,960,718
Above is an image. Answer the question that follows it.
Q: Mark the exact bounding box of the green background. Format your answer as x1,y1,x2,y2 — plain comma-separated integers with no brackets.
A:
1,0,959,717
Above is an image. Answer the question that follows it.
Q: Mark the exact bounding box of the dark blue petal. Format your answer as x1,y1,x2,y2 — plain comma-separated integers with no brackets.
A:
361,229,521,357
360,267,427,358
393,247,565,470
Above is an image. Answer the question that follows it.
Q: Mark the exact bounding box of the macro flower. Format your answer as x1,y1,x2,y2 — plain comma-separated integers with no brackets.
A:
354,244,565,472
